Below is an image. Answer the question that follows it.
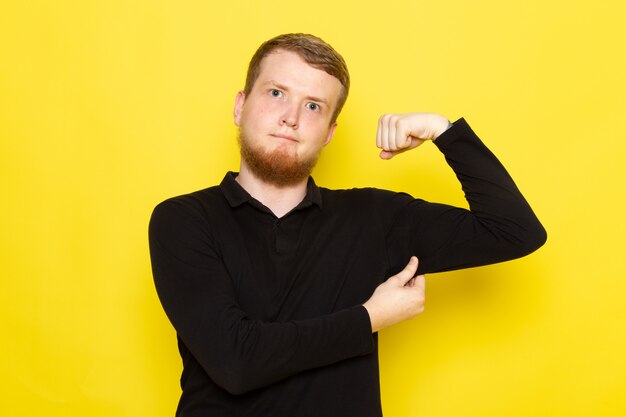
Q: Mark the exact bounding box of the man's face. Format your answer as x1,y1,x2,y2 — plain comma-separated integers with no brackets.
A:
234,49,343,186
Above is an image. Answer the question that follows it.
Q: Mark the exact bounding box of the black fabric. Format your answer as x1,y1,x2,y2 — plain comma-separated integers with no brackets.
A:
148,118,546,416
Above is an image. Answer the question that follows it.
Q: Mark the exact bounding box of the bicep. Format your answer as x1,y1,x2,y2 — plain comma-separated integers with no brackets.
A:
386,199,542,275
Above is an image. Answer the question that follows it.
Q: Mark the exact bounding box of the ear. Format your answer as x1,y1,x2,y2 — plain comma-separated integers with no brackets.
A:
233,91,245,126
323,122,338,147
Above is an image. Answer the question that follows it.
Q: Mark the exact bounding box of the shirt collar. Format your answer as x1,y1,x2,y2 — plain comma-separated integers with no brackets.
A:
220,171,323,210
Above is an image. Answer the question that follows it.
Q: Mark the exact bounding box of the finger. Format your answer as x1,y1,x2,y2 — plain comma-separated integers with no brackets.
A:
396,119,412,149
376,116,382,148
394,256,419,285
381,114,390,151
388,115,397,151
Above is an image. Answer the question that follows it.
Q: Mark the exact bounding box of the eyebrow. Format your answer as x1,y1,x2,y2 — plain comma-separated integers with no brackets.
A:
266,80,329,105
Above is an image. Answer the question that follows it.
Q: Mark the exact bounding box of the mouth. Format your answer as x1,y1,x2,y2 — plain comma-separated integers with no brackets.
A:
270,133,298,143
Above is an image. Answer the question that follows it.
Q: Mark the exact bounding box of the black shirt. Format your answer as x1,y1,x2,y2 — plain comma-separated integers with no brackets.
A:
148,118,546,416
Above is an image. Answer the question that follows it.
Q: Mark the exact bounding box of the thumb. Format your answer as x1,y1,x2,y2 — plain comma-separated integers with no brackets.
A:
379,138,424,160
379,148,408,160
394,256,419,285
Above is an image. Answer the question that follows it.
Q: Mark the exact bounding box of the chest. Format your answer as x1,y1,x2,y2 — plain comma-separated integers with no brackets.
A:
215,207,388,321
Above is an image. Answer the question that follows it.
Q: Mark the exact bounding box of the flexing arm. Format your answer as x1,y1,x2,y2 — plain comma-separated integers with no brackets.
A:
376,114,546,275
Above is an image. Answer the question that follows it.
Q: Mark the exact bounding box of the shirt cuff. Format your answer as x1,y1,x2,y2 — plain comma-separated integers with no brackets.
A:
433,117,474,150
350,305,376,354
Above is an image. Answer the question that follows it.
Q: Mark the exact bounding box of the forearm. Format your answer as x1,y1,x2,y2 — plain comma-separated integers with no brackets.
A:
169,295,373,395
435,118,547,251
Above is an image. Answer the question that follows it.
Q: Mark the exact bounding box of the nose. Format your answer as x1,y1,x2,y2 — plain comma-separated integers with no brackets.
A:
280,103,299,129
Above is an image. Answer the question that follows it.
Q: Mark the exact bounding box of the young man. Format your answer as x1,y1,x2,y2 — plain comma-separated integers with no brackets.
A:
149,33,546,416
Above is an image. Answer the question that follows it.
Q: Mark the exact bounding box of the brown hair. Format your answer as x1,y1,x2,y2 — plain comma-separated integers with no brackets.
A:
243,33,350,123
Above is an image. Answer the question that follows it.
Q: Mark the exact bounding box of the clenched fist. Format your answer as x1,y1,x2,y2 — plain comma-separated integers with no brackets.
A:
376,112,451,160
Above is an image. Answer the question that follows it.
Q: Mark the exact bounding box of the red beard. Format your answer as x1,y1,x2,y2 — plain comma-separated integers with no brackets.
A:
238,130,321,187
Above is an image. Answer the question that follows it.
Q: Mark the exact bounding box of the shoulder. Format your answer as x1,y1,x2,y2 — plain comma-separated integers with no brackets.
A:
150,185,226,231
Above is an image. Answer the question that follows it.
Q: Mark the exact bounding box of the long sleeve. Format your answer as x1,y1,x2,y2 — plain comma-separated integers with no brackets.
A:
148,200,374,396
384,118,547,275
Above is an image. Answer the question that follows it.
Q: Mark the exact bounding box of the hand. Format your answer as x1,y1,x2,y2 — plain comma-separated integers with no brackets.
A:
362,256,426,333
376,112,450,160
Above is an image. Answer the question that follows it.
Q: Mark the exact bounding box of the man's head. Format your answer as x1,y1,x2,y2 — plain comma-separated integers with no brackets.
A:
234,34,349,187
243,33,350,124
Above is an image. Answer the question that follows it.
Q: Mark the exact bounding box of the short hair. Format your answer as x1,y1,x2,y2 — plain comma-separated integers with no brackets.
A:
243,33,350,123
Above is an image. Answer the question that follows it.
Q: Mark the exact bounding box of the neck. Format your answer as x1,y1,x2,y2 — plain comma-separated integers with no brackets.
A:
236,163,309,218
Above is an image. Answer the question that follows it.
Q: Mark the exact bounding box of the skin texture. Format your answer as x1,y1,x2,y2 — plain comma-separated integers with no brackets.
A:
233,50,340,198
233,49,452,332
377,112,451,159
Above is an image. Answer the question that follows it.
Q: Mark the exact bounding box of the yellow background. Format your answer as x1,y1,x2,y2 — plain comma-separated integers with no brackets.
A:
1,1,625,416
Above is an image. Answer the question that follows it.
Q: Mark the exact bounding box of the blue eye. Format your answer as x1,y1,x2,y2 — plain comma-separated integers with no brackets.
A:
307,103,320,111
